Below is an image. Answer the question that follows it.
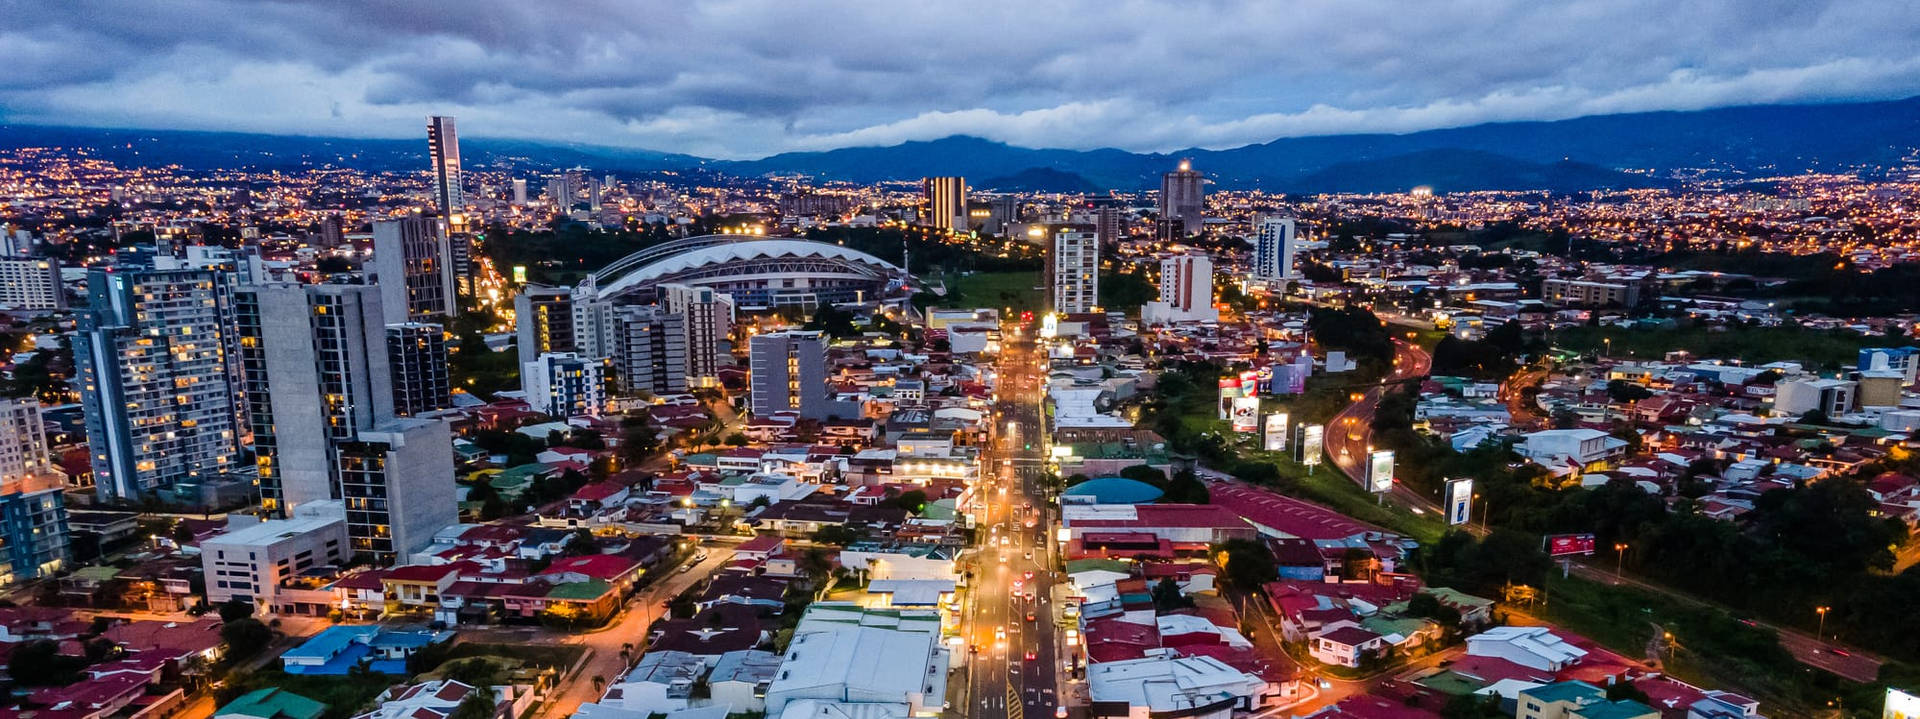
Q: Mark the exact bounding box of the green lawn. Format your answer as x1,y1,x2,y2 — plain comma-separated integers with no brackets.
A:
1550,325,1884,370
937,271,1044,313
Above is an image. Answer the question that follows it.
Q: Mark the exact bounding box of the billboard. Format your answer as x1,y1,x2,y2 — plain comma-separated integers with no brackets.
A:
1231,396,1260,434
1238,370,1260,398
1295,424,1324,467
1217,379,1238,420
1367,450,1395,493
1444,477,1474,526
1263,413,1289,452
1886,688,1920,719
1545,533,1597,557
1255,366,1274,395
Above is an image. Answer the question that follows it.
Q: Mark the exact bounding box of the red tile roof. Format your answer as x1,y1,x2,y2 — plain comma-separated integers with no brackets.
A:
1206,480,1382,540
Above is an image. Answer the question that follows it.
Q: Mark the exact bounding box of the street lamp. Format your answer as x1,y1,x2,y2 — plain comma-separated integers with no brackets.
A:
1613,543,1628,577
1815,605,1829,639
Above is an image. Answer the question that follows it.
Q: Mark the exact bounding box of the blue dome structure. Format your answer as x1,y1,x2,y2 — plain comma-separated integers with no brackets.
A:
1062,477,1164,504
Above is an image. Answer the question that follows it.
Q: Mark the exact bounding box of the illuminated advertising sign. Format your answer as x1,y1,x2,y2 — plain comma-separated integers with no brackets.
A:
1231,396,1260,434
1367,450,1395,493
1886,688,1920,719
512,265,528,284
1263,413,1289,452
1238,370,1260,398
1444,477,1474,526
1544,533,1597,557
1255,366,1274,395
1217,379,1238,420
1040,312,1059,339
1295,424,1324,467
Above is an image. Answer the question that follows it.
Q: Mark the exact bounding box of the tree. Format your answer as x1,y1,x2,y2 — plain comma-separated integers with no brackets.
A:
448,692,496,719
444,658,504,688
1162,470,1210,504
883,490,929,515
1150,578,1194,611
220,617,273,660
1118,464,1168,488
1605,379,1653,403
620,414,662,465
1214,539,1277,592
218,596,255,622
811,525,863,547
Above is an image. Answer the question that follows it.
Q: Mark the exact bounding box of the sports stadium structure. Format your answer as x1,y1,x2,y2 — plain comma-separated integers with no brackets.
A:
583,234,914,308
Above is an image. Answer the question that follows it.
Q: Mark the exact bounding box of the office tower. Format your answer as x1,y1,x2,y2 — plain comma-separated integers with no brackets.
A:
0,473,69,584
522,352,609,418
0,258,63,310
76,266,244,501
1049,230,1099,314
985,196,1021,236
588,181,603,212
1094,206,1126,248
658,283,733,387
921,177,967,231
546,175,572,210
613,305,689,396
750,330,845,420
336,418,457,564
514,285,578,379
371,216,459,323
1159,160,1205,238
445,211,477,300
1253,216,1298,285
0,225,31,257
1143,254,1218,325
387,323,450,416
235,284,395,514
0,400,54,483
511,179,528,206
427,116,463,215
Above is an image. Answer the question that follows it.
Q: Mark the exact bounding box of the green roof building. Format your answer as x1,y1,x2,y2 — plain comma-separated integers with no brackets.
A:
215,689,327,719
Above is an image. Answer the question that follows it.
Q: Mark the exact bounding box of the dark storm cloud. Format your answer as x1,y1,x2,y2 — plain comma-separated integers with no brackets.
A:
1,0,1917,158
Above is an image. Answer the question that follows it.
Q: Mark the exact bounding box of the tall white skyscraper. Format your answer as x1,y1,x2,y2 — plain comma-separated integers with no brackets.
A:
76,266,244,501
371,215,459,322
1143,254,1218,325
427,116,463,215
511,178,528,206
1254,216,1299,286
1049,230,1099,314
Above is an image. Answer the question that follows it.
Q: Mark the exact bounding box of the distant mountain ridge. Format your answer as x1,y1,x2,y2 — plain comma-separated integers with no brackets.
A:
5,95,1919,193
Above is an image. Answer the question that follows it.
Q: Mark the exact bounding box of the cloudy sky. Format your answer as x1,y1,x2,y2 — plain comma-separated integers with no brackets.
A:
3,1,1918,159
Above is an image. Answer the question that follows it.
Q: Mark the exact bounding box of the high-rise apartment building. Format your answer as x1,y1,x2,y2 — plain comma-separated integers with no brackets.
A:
0,399,54,483
658,283,733,387
1093,206,1127,248
515,285,578,374
371,216,459,323
1253,216,1298,286
613,305,689,396
921,177,967,231
523,352,609,418
1159,160,1206,238
387,322,450,416
750,330,848,420
1142,254,1218,325
1050,230,1099,314
427,116,463,215
511,179,528,206
76,266,245,502
235,283,394,514
0,258,63,310
336,418,458,564
0,473,69,584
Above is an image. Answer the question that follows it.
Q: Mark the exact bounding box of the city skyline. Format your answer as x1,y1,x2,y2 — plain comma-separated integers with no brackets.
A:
3,1,1917,158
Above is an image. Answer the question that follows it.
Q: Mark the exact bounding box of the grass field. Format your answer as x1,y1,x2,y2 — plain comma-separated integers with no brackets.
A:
1550,324,1883,370
937,271,1044,313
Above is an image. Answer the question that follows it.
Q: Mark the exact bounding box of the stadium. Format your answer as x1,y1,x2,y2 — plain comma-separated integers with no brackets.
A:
585,234,914,308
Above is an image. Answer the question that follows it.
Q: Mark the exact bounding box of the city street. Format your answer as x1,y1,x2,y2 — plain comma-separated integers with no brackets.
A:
958,324,1063,719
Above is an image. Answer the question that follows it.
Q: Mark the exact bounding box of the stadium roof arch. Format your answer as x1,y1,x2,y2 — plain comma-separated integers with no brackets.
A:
585,234,913,307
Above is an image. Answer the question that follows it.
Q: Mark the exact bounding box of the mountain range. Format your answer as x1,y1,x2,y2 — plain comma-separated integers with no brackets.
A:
6,95,1920,194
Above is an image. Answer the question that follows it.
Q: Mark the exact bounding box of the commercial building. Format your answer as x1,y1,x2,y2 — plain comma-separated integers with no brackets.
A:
522,352,609,418
750,331,850,421
336,418,459,564
921,177,967,231
1050,230,1099,314
1159,160,1205,238
0,258,63,310
762,603,949,717
1087,655,1270,719
76,265,245,501
1774,377,1857,418
371,216,458,323
387,322,450,416
1541,278,1647,308
236,283,395,514
201,502,350,608
426,116,463,215
1252,216,1298,286
1142,254,1217,325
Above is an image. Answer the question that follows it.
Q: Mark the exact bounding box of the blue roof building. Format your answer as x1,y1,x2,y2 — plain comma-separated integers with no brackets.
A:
1062,477,1163,505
